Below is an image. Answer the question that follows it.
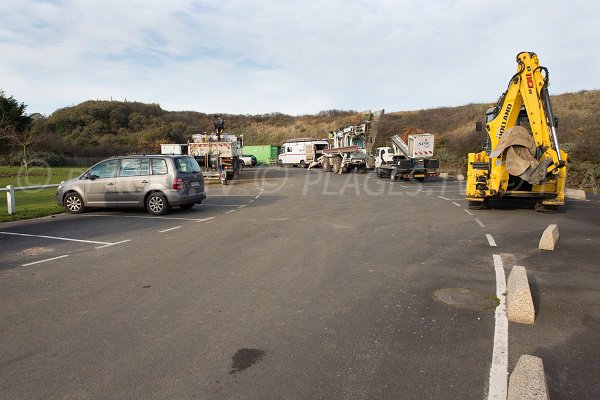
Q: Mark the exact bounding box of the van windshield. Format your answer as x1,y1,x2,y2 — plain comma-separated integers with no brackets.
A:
175,157,202,173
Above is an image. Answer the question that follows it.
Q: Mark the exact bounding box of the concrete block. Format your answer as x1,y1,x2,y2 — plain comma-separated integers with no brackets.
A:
439,172,449,179
539,224,559,251
507,266,535,324
565,188,586,200
508,355,550,400
456,174,465,181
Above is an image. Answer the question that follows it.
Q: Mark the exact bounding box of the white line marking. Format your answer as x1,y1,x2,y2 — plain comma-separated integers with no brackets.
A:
249,200,255,203
0,231,110,245
474,218,486,228
438,196,450,200
22,254,69,267
85,214,208,222
159,226,182,233
452,202,462,207
486,234,497,247
196,217,215,223
204,194,259,197
255,195,260,199
225,210,236,214
464,209,474,216
488,254,508,400
95,240,131,249
201,204,245,207
238,205,246,208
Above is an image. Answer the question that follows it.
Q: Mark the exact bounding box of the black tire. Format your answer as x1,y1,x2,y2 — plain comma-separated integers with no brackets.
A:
299,160,306,168
322,157,330,171
146,192,170,215
63,192,86,214
180,203,195,210
278,159,284,167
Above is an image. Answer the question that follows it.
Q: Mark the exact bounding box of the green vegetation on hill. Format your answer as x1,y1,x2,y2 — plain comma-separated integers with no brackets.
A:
3,91,599,191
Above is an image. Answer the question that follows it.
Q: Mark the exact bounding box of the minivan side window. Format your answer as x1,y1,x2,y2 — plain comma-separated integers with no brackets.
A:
89,160,119,179
120,158,149,177
151,159,168,175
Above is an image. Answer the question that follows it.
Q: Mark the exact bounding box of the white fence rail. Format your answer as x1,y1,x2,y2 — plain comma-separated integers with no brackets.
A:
1,184,60,215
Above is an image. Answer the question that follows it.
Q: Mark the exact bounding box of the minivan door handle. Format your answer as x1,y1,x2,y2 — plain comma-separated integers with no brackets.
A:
107,182,115,186
141,180,149,184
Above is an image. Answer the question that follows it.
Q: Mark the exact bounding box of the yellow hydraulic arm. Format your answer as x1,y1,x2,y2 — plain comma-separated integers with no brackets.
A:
466,52,567,210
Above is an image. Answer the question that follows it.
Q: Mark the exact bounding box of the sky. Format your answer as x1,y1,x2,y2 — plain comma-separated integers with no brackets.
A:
1,0,599,116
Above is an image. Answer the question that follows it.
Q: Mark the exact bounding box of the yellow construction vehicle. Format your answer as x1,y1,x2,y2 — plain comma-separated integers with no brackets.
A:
466,52,567,211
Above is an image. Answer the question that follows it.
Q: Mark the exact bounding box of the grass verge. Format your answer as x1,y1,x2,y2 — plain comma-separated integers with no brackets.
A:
0,166,85,223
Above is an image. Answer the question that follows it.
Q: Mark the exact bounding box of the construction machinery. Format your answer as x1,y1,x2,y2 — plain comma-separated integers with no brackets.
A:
375,133,439,180
161,133,242,185
188,133,242,185
321,110,384,173
466,52,567,211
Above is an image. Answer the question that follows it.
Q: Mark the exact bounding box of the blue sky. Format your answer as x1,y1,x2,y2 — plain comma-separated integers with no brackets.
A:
1,0,598,116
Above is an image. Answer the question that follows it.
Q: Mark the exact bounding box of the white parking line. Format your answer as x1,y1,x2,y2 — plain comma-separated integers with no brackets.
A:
95,240,131,249
201,204,245,207
486,234,497,247
1,231,112,245
474,218,486,228
488,254,508,400
159,226,182,233
438,196,450,200
238,205,246,208
452,201,462,207
22,254,69,267
464,209,474,216
225,210,236,214
84,214,209,222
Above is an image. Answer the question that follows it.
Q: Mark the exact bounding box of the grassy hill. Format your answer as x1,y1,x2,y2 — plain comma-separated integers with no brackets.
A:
21,90,600,191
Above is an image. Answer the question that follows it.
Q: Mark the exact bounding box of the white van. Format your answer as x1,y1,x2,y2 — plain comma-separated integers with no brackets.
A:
278,138,329,168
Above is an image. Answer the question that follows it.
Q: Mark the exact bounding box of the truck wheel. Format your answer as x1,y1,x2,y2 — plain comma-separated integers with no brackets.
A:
322,157,330,171
299,160,306,168
278,159,284,167
332,157,342,174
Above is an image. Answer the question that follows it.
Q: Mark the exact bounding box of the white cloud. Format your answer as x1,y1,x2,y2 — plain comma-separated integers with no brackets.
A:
1,0,598,115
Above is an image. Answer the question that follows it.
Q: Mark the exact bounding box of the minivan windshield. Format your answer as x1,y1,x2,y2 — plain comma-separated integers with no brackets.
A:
175,157,202,173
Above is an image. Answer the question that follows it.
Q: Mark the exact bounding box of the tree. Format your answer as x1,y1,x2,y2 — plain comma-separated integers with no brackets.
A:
0,90,35,169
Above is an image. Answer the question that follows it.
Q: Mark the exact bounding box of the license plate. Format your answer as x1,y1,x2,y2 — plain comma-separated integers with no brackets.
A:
190,181,200,187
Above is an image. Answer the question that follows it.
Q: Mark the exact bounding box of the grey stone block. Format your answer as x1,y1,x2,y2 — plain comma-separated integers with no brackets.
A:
539,224,559,251
508,355,550,400
507,266,535,324
565,188,586,200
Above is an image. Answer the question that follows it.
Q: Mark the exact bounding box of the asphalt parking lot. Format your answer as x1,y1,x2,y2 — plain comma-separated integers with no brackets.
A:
1,167,599,399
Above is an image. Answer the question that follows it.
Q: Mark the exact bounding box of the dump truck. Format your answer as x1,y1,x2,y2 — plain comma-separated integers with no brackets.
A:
374,133,439,180
161,133,242,185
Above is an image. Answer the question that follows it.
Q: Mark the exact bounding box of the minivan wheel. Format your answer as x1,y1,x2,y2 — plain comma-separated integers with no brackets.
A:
64,192,86,214
146,193,170,215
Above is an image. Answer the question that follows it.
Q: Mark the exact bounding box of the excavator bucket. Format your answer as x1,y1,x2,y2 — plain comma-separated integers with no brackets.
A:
490,126,551,185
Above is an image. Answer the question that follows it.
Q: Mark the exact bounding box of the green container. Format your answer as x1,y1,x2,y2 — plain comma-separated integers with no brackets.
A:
242,145,280,165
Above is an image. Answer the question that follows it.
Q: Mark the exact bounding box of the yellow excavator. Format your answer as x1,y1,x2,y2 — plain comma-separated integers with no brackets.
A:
466,52,567,211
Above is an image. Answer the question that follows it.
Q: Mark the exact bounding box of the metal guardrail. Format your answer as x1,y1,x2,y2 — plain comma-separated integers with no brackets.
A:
2,184,60,215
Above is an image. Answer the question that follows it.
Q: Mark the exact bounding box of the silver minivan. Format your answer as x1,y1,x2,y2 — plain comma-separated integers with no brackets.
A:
57,155,206,215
